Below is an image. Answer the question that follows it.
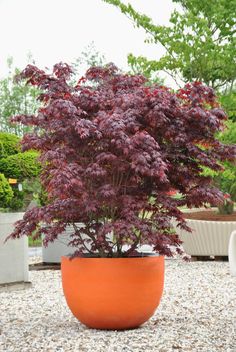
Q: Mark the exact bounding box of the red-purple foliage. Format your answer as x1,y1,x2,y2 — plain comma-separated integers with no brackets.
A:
8,63,236,257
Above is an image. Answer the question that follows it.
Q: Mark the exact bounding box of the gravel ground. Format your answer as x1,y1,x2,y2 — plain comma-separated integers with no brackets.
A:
0,260,235,352
29,256,42,265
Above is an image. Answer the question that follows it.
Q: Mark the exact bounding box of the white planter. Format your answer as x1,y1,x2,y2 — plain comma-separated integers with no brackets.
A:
229,231,236,276
174,219,236,256
0,212,28,284
42,224,81,263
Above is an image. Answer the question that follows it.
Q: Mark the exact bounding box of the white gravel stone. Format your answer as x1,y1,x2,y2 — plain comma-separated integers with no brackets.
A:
28,256,42,265
0,260,235,352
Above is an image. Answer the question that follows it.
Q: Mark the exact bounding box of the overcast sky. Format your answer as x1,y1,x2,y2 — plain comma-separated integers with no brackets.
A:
0,0,178,86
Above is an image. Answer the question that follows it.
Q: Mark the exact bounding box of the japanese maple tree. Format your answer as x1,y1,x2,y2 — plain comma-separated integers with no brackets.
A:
8,62,236,257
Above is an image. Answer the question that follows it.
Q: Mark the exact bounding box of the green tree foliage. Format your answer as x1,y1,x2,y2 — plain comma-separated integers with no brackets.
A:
103,0,236,90
218,120,236,144
0,57,40,135
0,132,20,159
0,151,41,181
128,57,164,85
0,173,13,208
217,121,236,199
202,120,236,213
220,90,236,121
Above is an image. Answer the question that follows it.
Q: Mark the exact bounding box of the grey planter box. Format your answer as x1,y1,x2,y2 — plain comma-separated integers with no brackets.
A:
42,223,154,263
0,212,28,284
42,224,80,263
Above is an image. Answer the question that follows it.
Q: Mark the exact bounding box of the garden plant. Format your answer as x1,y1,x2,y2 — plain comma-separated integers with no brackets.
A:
0,173,13,209
8,62,236,258
0,132,41,211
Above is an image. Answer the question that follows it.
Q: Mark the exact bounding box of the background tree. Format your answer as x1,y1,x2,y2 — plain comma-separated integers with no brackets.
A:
0,57,40,135
128,57,164,85
103,0,236,91
71,42,106,75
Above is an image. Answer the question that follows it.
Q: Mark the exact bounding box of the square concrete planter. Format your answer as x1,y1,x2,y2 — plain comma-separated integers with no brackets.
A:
0,212,29,284
42,224,80,263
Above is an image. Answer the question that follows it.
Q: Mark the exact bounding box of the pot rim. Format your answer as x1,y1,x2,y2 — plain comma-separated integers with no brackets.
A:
62,252,163,259
185,219,236,224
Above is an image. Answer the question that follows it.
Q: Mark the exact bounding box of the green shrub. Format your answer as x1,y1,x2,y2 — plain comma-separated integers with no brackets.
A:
220,92,236,122
28,235,42,247
0,151,41,181
8,188,25,211
0,132,20,159
229,183,236,202
218,120,236,144
203,121,236,214
0,173,13,207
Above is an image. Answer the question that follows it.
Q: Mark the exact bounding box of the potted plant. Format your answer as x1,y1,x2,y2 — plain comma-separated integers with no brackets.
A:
8,63,235,329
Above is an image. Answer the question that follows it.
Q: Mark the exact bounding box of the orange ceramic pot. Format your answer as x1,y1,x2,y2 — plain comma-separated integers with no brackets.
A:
61,255,164,330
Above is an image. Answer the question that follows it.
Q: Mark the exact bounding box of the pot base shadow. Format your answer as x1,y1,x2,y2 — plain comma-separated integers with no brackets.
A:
0,281,32,293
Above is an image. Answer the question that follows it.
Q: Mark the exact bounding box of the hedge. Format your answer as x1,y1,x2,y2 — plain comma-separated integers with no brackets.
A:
0,132,20,159
0,151,41,181
0,173,13,207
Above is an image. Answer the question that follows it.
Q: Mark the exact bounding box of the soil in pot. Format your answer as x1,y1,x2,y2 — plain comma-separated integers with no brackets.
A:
183,210,236,222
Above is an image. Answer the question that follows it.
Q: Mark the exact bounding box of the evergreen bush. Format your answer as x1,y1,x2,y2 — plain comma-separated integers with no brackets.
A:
0,173,13,208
